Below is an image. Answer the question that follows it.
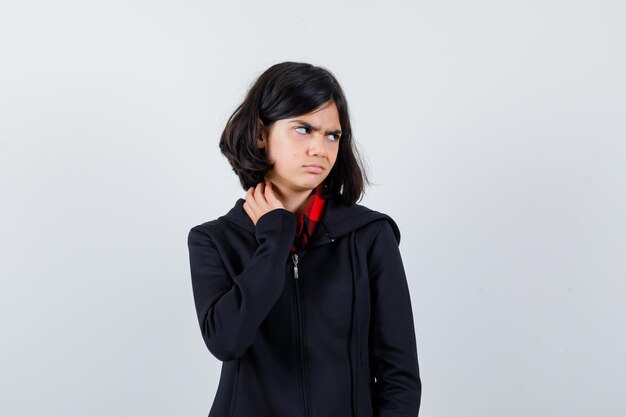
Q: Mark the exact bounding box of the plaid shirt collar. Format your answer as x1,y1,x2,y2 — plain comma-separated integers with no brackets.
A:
290,180,330,253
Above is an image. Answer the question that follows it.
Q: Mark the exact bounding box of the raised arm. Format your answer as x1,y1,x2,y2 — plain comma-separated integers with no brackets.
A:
368,220,422,416
187,208,296,361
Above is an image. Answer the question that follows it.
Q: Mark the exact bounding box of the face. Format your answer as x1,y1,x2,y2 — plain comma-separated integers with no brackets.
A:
258,100,342,196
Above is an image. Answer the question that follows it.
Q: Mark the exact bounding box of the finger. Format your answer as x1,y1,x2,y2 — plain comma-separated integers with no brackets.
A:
243,203,257,225
264,181,282,208
245,187,259,217
254,181,268,209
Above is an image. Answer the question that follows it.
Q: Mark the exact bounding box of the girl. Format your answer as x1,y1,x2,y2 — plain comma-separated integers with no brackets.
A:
188,61,421,417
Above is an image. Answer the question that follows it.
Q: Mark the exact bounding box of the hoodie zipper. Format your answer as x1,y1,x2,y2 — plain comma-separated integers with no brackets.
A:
291,252,311,417
290,233,335,417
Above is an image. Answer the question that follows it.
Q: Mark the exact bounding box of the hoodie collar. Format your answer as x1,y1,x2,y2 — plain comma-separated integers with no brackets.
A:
218,193,401,245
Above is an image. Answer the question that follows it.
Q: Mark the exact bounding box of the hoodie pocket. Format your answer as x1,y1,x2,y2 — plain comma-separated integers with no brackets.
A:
229,359,240,417
358,356,374,417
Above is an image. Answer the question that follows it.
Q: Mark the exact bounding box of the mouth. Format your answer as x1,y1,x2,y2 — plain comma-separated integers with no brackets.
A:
303,164,324,173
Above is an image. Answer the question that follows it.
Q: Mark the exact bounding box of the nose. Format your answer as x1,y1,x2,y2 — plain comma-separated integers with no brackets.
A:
307,133,326,157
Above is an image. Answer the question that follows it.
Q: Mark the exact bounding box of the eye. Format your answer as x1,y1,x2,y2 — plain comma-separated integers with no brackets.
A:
295,126,340,142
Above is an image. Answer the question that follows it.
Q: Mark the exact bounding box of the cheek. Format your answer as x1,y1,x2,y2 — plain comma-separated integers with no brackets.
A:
328,146,339,162
269,148,296,170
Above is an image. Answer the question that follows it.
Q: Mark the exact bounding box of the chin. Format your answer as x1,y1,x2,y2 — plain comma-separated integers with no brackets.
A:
299,181,319,190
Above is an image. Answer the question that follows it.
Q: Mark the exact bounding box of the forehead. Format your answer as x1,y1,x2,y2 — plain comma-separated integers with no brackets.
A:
286,101,340,124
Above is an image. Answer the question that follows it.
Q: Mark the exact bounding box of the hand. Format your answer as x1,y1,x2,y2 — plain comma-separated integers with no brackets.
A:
243,180,285,226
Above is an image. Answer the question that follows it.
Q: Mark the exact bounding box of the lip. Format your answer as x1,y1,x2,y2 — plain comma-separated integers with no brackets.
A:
303,164,324,174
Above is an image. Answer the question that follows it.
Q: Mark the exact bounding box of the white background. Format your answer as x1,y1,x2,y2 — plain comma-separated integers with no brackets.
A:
1,0,624,416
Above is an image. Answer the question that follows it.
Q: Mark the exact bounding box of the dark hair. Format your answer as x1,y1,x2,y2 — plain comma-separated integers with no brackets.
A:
219,61,370,205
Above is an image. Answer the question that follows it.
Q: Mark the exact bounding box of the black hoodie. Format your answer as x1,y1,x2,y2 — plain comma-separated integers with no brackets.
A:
187,194,421,417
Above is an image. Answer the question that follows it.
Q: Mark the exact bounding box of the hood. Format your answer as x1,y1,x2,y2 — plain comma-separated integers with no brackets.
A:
218,194,401,245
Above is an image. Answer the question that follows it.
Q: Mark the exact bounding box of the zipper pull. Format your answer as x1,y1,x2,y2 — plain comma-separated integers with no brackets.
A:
292,253,299,279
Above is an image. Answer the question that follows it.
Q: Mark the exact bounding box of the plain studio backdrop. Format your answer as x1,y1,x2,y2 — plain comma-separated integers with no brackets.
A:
1,0,624,416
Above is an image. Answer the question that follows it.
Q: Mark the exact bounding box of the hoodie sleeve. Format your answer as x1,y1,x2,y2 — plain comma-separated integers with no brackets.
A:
187,208,297,362
368,220,422,416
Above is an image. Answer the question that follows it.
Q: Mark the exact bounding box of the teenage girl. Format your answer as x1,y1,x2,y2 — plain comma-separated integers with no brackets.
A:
188,61,421,417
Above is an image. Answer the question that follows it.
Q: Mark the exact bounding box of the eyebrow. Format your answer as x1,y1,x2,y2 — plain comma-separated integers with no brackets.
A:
289,120,342,136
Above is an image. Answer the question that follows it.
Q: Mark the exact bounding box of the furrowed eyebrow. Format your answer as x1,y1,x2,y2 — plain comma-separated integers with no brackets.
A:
289,120,342,136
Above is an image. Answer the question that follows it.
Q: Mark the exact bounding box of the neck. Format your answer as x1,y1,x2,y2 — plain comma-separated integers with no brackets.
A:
271,184,313,217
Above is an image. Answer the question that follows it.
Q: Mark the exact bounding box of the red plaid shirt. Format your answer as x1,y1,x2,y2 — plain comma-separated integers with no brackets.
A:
290,181,330,253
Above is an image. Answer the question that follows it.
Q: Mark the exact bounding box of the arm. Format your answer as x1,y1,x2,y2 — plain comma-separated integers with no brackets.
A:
368,221,422,416
187,208,296,361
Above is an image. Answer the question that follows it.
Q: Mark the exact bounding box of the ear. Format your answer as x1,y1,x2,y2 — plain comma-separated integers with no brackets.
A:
257,122,267,149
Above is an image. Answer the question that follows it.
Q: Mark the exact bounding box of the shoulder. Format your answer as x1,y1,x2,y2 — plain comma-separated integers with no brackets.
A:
188,219,222,248
324,194,402,244
188,207,237,248
188,198,254,244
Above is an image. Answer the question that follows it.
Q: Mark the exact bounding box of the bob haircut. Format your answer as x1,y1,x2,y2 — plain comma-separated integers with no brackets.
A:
219,61,370,205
